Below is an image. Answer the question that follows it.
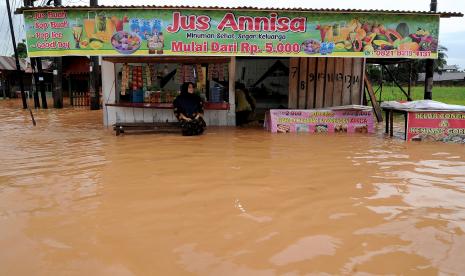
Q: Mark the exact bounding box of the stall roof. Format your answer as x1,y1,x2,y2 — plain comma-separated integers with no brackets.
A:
0,56,27,71
16,5,463,18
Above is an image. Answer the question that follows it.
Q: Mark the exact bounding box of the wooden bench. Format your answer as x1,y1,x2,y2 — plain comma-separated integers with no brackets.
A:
113,122,182,136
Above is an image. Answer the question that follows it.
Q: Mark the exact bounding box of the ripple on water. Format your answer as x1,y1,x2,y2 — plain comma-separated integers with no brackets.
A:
0,101,465,275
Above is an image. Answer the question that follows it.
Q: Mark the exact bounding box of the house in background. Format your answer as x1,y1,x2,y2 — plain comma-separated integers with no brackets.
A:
439,64,461,73
0,56,29,98
0,56,53,98
418,64,465,86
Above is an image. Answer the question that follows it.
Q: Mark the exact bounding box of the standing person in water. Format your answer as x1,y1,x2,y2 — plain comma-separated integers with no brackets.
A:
173,82,206,136
235,82,256,126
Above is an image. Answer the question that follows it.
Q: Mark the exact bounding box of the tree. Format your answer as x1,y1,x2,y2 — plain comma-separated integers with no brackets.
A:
413,45,448,74
366,45,448,85
14,40,28,58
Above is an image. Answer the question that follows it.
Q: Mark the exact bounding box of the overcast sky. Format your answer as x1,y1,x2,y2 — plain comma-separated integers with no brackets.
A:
1,0,464,68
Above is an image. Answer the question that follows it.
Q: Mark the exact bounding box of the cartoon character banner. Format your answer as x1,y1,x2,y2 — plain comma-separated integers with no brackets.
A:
407,112,465,143
266,109,375,134
23,9,440,58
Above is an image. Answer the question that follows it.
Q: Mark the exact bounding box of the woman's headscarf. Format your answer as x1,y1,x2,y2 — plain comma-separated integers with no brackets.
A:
173,82,202,117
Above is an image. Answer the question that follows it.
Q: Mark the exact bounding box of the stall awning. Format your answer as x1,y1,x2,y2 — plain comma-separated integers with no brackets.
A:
15,5,463,18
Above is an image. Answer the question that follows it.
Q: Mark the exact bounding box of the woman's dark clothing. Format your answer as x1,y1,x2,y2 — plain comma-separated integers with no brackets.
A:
173,91,206,136
179,117,206,136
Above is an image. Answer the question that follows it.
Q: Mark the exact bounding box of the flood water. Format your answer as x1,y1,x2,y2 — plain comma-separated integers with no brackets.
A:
1,100,465,275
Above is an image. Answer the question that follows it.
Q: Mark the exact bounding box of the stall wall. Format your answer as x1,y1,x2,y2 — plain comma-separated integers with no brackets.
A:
104,107,229,126
102,59,235,127
102,60,116,126
288,57,365,109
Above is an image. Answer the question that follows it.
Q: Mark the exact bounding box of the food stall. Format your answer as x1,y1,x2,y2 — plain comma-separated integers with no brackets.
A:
101,56,233,126
18,5,462,128
381,100,465,143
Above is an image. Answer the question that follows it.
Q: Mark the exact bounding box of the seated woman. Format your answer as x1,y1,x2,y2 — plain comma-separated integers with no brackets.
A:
173,82,206,136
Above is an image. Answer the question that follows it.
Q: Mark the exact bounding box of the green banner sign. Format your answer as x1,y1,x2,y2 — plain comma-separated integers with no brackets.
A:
23,9,440,58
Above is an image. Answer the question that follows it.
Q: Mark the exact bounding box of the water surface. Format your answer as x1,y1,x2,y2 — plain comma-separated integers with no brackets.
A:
1,101,464,275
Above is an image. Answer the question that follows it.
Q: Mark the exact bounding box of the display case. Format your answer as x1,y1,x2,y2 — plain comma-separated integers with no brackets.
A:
115,61,229,106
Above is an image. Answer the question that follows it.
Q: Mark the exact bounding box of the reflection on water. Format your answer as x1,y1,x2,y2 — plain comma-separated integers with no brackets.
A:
1,100,465,275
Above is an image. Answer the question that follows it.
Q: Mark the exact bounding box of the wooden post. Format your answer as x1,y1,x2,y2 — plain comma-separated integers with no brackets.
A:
1,79,4,99
68,78,73,106
298,58,308,109
380,65,383,103
288,58,299,109
351,58,363,105
389,110,394,137
424,0,437,100
315,57,326,108
306,57,317,109
408,61,413,99
342,58,353,105
333,58,344,106
53,58,63,108
31,58,41,108
385,110,390,134
89,57,100,110
324,58,335,107
364,73,383,122
228,56,236,126
89,0,100,110
52,0,63,108
36,58,48,109
360,58,366,105
404,113,408,140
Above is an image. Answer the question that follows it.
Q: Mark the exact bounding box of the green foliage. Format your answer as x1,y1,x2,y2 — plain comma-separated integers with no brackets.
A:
371,86,465,105
14,40,28,58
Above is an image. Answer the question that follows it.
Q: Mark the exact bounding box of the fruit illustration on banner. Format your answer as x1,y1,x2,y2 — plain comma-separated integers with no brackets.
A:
111,15,129,32
80,39,89,48
89,38,104,49
301,39,321,54
111,31,141,54
310,18,437,56
96,12,107,32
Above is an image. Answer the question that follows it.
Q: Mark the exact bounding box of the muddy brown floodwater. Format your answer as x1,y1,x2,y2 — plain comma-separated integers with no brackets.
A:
1,100,465,275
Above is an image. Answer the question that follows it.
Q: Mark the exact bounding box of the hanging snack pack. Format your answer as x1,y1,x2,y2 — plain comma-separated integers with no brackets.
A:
176,64,183,84
196,64,203,81
145,65,152,88
218,64,224,81
128,66,143,103
121,63,130,95
185,65,196,83
223,63,229,81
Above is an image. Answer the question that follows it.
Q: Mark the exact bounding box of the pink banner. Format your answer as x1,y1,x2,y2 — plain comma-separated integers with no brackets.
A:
267,109,375,134
407,112,465,143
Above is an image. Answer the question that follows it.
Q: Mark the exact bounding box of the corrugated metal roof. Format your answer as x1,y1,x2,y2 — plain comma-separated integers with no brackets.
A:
16,5,463,18
440,65,460,71
418,72,465,82
0,56,27,71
